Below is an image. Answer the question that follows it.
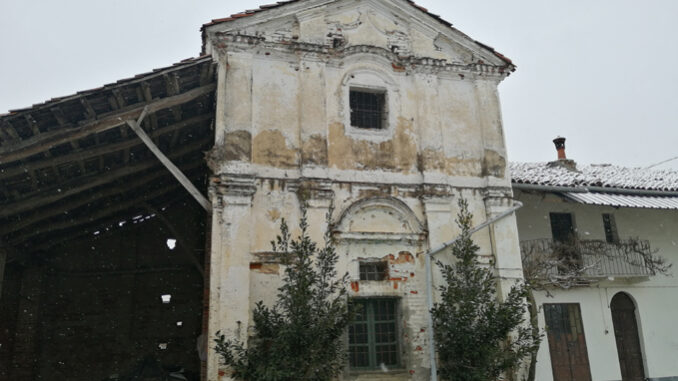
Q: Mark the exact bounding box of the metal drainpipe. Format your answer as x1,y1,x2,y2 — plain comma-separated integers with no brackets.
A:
425,201,523,381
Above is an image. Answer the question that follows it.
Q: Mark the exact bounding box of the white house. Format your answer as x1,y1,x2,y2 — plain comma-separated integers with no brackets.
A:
511,138,678,381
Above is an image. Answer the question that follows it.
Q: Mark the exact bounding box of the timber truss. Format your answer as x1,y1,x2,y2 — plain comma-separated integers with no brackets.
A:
0,56,216,262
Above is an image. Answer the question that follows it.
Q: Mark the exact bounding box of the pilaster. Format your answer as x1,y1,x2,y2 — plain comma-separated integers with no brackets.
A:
206,175,257,381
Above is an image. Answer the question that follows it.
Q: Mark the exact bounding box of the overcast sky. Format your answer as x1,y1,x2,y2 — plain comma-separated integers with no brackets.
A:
1,0,676,169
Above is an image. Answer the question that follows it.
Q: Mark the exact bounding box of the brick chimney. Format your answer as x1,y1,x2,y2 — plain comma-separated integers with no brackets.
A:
553,137,566,159
547,136,578,171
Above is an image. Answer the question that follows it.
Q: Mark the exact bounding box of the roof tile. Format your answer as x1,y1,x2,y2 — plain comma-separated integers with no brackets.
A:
510,162,678,192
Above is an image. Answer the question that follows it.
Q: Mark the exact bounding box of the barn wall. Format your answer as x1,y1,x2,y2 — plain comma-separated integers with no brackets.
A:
0,203,206,381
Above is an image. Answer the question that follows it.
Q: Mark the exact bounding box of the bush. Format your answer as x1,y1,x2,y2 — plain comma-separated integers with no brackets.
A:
214,208,350,381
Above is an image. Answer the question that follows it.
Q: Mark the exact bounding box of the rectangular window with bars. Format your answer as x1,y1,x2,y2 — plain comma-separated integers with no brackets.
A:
602,213,619,243
359,261,388,281
348,298,399,369
350,89,386,129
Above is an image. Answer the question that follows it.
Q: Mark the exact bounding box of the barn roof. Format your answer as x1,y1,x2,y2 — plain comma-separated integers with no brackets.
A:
0,56,216,259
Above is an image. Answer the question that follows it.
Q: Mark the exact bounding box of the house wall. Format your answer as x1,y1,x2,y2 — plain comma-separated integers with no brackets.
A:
203,2,520,380
515,190,678,381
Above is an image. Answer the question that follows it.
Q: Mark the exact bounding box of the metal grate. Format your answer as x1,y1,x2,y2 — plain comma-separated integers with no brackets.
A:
359,261,388,281
350,90,385,129
602,214,619,243
349,299,398,369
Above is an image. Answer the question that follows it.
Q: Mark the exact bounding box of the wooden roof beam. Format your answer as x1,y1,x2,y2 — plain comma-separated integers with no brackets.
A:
0,113,211,178
0,137,209,219
0,159,203,236
29,193,187,253
51,106,87,175
110,89,131,162
0,83,216,164
8,184,183,246
126,110,211,212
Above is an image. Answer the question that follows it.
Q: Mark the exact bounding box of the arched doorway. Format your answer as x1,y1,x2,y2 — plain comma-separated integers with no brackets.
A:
610,292,645,381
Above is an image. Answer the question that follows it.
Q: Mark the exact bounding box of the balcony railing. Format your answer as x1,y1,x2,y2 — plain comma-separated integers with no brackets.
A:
520,238,654,283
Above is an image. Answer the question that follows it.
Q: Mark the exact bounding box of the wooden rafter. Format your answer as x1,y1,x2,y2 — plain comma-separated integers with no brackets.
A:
126,112,211,212
0,137,209,219
51,106,87,174
0,83,215,164
7,183,184,245
80,98,97,120
28,192,187,254
0,159,203,236
0,113,211,179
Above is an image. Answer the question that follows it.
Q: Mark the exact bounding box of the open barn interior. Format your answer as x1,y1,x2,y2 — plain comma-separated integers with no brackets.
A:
0,56,216,381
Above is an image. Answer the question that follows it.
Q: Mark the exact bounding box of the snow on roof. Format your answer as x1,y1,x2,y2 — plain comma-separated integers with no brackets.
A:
509,162,678,192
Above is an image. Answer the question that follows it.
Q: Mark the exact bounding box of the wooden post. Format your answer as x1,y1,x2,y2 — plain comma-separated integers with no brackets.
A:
126,108,211,213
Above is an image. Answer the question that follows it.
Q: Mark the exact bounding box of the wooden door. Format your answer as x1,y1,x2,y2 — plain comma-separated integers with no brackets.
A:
611,293,646,381
544,303,592,381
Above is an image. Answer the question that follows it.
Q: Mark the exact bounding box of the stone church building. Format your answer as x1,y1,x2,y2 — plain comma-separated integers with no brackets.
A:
0,1,522,380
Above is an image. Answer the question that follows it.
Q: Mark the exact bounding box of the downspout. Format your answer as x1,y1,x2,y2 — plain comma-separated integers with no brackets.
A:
425,201,523,381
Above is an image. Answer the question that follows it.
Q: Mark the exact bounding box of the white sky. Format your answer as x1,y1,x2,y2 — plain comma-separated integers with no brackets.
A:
1,0,677,169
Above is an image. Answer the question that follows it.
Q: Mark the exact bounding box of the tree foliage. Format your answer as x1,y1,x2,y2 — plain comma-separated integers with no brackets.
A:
214,207,350,381
431,199,541,381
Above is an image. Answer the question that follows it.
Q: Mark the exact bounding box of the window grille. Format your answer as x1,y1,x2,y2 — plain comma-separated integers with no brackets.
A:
350,90,385,129
348,299,399,369
359,261,388,281
602,214,619,243
549,212,575,243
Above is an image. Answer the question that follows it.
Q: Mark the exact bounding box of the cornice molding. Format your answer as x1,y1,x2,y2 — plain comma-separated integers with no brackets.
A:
211,33,511,79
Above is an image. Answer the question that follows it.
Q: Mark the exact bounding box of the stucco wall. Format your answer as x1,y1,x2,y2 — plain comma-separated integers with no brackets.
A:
203,1,519,380
515,190,678,381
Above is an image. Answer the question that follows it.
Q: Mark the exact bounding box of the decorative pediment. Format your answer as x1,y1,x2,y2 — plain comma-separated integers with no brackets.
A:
203,0,512,69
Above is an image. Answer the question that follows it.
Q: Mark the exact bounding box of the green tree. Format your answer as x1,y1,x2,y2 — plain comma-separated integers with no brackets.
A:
214,207,350,381
431,199,540,381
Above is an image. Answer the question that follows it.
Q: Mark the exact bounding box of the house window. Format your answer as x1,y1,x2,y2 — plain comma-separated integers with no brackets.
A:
350,89,386,129
550,213,581,273
550,212,575,243
359,261,388,281
602,214,619,243
348,298,399,369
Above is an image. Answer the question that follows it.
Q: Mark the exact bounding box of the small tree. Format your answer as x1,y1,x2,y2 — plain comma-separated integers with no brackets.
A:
431,199,540,381
214,207,351,381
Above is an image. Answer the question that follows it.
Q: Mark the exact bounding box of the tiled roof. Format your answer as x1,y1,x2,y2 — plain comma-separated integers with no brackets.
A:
2,55,212,116
200,0,513,66
510,162,678,192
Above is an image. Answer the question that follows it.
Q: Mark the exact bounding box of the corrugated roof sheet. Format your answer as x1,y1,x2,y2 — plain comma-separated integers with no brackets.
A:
510,162,678,192
562,192,678,210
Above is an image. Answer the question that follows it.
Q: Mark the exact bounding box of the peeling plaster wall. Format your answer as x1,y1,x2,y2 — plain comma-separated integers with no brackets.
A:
204,1,519,380
515,190,678,381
